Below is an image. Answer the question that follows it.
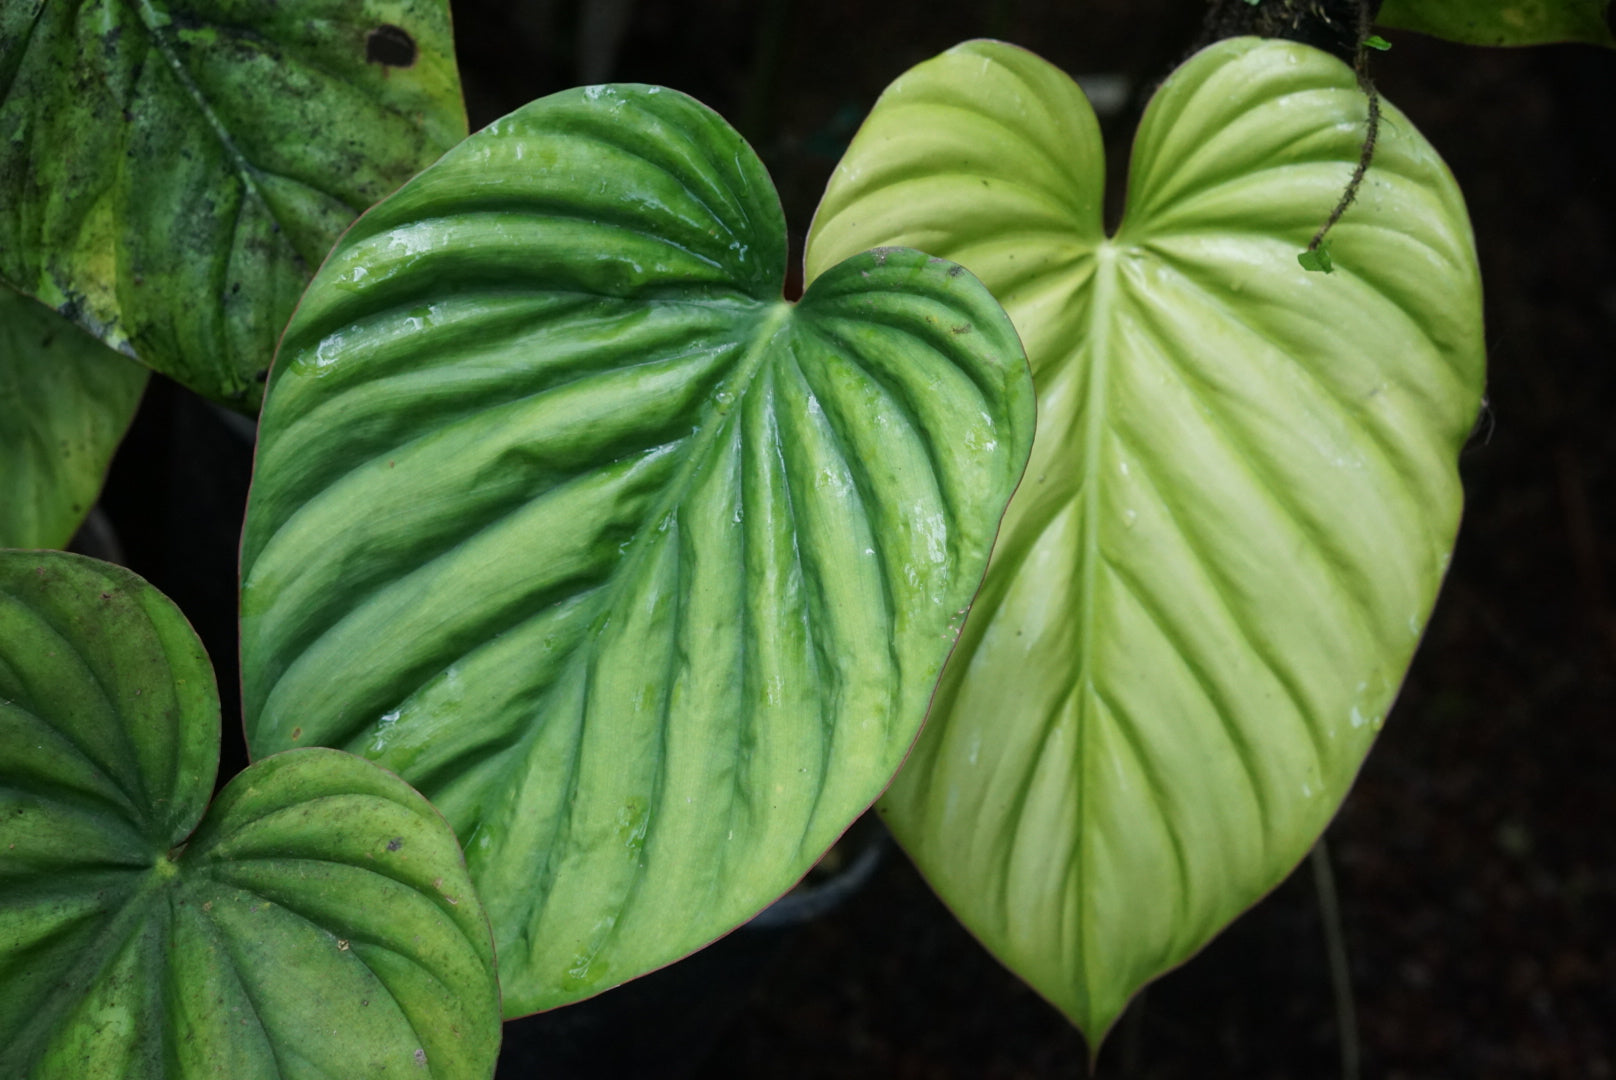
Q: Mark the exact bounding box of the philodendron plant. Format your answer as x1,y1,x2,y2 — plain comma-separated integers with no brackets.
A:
807,36,1485,1041
4,0,1553,1069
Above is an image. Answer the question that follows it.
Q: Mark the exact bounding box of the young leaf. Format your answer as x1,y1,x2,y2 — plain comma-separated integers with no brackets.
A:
1298,244,1336,272
0,551,501,1079
239,85,1036,1016
1364,34,1394,50
0,1,467,411
0,287,147,548
808,38,1485,1045
1377,0,1616,47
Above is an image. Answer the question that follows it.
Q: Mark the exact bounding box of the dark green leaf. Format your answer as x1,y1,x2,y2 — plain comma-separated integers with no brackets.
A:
0,287,146,548
1377,0,1616,47
0,551,501,1078
1298,245,1336,272
240,84,1035,1016
0,1,467,410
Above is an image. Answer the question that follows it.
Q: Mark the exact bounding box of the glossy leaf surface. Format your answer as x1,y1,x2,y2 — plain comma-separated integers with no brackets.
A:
809,38,1485,1041
0,551,500,1079
0,287,146,548
0,1,466,410
240,83,1035,1016
1378,0,1616,46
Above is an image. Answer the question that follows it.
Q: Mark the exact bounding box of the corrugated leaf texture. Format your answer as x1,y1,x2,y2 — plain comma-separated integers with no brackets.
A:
0,552,500,1079
240,82,1035,1017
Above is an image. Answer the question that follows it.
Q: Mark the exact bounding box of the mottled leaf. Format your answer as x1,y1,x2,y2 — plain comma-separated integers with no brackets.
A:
240,84,1035,1016
808,38,1485,1042
0,1,466,410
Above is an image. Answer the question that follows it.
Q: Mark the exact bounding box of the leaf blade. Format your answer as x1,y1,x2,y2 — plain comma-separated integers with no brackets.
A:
0,1,467,408
242,84,1035,1015
1377,0,1616,47
0,287,147,549
807,37,1485,1042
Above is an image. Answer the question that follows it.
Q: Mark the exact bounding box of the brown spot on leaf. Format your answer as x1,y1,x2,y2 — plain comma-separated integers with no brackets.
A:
387,837,403,851
366,24,417,67
290,727,302,741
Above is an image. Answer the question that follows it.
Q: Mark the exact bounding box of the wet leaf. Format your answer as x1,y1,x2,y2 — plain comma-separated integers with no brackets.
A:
0,1,467,410
240,83,1035,1017
808,38,1484,1043
0,551,501,1078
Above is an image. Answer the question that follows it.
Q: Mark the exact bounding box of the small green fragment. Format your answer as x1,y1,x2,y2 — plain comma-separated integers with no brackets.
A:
1242,0,1261,5
1298,246,1335,273
1365,34,1392,51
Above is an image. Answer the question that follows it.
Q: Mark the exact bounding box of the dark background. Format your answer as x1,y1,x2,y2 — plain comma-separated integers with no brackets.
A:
102,2,1615,1076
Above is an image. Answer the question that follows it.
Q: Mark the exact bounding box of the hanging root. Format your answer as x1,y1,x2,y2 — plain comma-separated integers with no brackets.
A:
1305,0,1382,263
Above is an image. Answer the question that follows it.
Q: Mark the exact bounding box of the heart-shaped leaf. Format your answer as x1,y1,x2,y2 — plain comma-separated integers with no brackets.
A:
0,551,501,1078
1,287,147,548
807,38,1485,1042
0,1,466,410
240,84,1035,1016
1378,0,1616,47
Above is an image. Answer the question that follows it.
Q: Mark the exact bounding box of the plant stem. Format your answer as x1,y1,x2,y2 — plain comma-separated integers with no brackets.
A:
1311,837,1361,1080
1307,0,1381,254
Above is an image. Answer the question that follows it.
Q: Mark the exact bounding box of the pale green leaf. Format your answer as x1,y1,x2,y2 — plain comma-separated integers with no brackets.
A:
808,38,1485,1042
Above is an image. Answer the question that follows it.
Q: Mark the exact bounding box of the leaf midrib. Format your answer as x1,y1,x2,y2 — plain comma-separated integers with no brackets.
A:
485,299,794,932
1075,241,1119,1015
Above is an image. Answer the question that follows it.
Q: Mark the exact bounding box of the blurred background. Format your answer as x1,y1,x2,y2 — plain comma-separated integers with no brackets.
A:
102,1,1615,1076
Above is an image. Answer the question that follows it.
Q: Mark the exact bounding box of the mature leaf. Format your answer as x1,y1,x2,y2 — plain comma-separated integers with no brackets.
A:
1378,0,1616,46
240,84,1035,1016
0,1,466,411
0,551,500,1079
0,287,146,548
808,38,1485,1042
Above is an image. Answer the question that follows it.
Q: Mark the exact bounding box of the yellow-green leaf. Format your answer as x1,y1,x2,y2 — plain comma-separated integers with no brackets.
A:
808,38,1485,1044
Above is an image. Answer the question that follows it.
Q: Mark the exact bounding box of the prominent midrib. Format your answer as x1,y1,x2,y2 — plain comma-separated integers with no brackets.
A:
480,299,794,908
1074,241,1119,1013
